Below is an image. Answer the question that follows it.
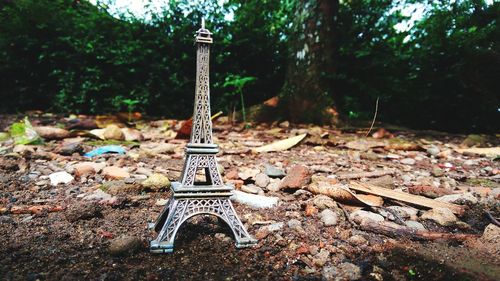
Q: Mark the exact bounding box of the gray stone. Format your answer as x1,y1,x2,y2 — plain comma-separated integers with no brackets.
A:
313,195,338,210
241,184,262,194
405,220,426,231
348,234,367,246
432,167,444,177
312,249,330,267
322,262,362,281
421,207,457,226
491,188,500,198
386,206,418,219
320,209,338,226
349,210,384,224
426,145,440,156
141,173,170,191
65,202,102,222
135,167,153,176
255,173,270,188
266,222,284,232
435,192,478,205
266,178,281,192
109,235,142,256
57,142,83,156
264,164,286,178
287,219,302,229
480,224,500,246
401,158,416,165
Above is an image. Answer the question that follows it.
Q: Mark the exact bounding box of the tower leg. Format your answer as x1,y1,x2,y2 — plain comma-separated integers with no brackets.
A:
150,197,257,253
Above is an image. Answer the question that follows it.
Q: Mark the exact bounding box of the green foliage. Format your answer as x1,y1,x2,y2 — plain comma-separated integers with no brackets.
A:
8,117,43,144
0,0,498,132
223,74,257,127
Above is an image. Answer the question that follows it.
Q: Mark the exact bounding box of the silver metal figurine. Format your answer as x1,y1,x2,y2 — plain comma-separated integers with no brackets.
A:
149,20,257,253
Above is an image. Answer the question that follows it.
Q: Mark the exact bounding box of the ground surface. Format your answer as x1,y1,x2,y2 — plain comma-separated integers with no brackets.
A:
0,113,499,280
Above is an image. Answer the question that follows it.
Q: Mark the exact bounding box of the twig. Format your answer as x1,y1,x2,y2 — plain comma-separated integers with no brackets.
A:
338,203,355,226
485,211,500,227
358,220,478,242
365,97,379,137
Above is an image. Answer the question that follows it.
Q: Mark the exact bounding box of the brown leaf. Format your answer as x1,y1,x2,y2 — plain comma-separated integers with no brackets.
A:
253,133,307,153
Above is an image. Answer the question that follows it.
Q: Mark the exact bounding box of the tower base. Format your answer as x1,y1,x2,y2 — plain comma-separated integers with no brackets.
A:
149,182,257,253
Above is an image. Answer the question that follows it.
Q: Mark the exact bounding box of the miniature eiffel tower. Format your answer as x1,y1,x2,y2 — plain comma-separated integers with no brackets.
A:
150,20,257,253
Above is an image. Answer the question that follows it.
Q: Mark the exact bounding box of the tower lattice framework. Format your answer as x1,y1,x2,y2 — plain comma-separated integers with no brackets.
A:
150,20,256,253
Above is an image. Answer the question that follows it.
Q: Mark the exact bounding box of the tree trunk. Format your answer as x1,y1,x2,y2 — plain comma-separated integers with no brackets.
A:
281,0,338,124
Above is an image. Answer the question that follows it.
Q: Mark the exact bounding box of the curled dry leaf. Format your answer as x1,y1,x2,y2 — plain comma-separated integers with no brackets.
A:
306,181,383,207
253,133,307,153
455,147,500,158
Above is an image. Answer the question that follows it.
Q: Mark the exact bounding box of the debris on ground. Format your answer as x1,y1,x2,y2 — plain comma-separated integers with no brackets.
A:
0,114,498,280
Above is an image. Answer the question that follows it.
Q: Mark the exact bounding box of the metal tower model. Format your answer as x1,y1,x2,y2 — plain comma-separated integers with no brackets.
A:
150,20,257,253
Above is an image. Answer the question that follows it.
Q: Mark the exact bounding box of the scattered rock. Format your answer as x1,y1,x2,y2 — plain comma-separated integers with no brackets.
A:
135,167,153,176
230,190,278,209
435,192,478,205
421,207,458,226
312,249,330,266
386,206,418,219
479,224,500,246
141,174,170,191
102,166,130,180
426,145,440,156
431,167,444,177
322,262,362,281
345,139,385,151
241,184,262,194
73,162,97,177
56,142,83,156
82,189,113,202
65,202,102,222
49,171,74,186
155,198,169,206
313,195,337,210
214,233,231,242
279,165,311,190
238,167,260,180
121,128,143,141
361,151,379,161
108,235,143,256
266,178,281,192
320,209,338,226
408,185,453,198
254,173,270,188
13,144,35,155
405,220,426,231
103,125,125,140
348,234,367,246
256,222,284,239
287,219,302,229
349,210,384,224
367,175,394,189
491,188,500,199
461,134,487,147
34,126,70,140
264,164,286,178
143,142,176,155
400,158,416,165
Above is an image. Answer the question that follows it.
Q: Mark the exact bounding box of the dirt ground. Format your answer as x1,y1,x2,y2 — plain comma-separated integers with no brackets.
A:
0,113,499,280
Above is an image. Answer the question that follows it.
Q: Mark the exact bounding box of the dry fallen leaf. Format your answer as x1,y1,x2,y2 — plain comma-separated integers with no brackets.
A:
455,147,500,158
345,139,386,151
253,133,307,153
306,182,384,207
